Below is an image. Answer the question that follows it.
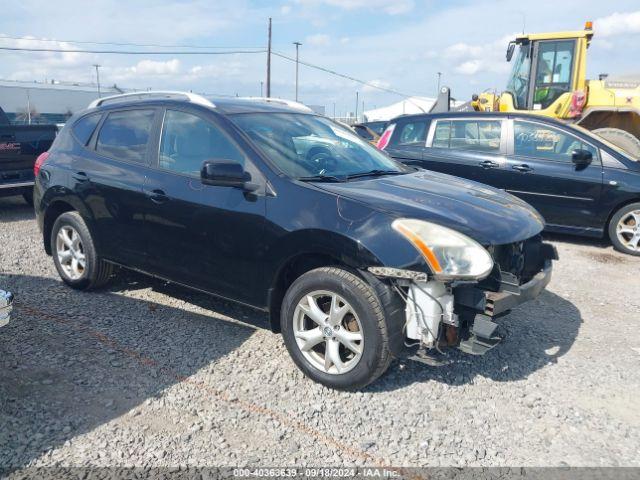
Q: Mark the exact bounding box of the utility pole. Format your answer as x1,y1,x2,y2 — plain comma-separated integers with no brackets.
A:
355,91,359,122
436,71,442,93
266,18,272,98
260,81,264,97
93,64,102,98
333,102,336,119
293,41,302,102
26,90,31,125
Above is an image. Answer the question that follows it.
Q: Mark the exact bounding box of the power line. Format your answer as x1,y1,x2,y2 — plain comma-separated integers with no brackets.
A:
0,34,265,50
0,46,266,55
272,51,421,99
0,36,425,101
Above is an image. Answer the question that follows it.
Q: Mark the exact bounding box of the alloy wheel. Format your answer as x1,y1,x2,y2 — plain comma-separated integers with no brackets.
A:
616,210,640,252
292,290,364,375
56,225,86,280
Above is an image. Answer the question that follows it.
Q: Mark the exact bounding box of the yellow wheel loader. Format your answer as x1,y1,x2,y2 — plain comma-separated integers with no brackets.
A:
471,21,640,157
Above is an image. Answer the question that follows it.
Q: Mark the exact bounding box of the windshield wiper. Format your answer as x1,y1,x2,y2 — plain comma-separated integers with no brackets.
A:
298,174,347,183
346,169,405,180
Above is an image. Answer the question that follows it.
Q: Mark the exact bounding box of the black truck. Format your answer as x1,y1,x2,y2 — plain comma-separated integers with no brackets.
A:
0,107,57,205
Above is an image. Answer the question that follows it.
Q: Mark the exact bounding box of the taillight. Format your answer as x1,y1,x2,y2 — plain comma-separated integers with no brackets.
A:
34,151,49,176
568,90,586,118
376,124,396,150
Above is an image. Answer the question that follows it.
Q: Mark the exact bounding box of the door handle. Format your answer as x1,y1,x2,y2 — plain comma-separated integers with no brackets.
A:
72,171,89,182
479,160,500,169
145,188,169,204
512,164,533,173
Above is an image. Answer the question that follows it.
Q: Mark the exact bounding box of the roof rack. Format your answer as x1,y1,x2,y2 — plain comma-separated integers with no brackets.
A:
88,91,215,109
239,97,313,113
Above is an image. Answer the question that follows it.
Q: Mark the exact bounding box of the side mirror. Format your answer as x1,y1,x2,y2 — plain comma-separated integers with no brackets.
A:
571,149,593,167
506,42,516,62
201,160,258,191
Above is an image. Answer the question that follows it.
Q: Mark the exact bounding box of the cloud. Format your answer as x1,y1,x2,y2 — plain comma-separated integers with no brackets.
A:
129,59,181,76
596,11,640,37
455,60,481,76
441,35,515,76
306,34,331,46
281,5,292,14
363,79,391,93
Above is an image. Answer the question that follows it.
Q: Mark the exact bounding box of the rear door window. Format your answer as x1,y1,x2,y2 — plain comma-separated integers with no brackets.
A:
96,109,155,163
72,113,101,146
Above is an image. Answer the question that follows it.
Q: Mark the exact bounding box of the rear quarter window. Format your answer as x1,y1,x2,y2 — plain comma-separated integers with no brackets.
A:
72,113,102,146
392,119,430,146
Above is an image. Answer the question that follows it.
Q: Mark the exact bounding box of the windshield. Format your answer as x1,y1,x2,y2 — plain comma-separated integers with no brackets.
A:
230,113,406,179
505,44,531,109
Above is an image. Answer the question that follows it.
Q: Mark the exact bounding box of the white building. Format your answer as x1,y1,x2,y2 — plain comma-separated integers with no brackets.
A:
362,96,436,122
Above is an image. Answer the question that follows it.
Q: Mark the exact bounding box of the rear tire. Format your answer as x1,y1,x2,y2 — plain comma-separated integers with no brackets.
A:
608,202,640,256
280,267,391,390
592,128,640,158
51,212,114,290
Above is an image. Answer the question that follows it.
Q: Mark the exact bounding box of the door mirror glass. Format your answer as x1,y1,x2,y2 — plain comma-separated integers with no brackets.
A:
571,149,593,167
201,160,255,189
506,42,516,62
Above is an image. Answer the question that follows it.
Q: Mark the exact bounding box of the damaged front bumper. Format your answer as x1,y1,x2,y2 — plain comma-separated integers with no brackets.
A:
370,241,557,358
456,259,553,318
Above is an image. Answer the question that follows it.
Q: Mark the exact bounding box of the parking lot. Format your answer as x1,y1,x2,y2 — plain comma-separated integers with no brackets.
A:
1,194,639,469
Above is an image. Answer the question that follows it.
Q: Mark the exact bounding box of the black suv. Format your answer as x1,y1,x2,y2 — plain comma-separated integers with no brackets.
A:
35,92,556,389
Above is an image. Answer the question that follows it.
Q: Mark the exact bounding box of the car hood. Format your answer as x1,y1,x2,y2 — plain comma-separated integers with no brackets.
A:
315,170,545,246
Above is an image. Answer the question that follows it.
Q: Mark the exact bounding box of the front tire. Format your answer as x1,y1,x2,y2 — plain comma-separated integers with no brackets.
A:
51,212,114,290
608,202,640,256
280,267,391,390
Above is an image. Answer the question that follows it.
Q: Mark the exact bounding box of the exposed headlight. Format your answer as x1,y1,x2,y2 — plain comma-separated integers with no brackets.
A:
392,219,493,280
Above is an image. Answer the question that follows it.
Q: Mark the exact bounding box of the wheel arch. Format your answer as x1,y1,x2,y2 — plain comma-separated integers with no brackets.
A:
265,228,383,331
267,251,359,333
264,231,407,357
42,195,94,255
606,197,640,228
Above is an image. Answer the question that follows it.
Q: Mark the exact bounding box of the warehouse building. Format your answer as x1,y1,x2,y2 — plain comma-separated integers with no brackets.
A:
0,79,123,125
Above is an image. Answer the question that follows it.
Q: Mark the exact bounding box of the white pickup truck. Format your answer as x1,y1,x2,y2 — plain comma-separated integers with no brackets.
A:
0,289,13,327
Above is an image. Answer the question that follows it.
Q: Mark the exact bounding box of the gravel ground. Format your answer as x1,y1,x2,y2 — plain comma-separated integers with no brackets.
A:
1,195,639,470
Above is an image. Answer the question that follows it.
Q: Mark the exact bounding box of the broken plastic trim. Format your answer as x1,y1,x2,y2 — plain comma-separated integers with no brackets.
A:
367,266,428,282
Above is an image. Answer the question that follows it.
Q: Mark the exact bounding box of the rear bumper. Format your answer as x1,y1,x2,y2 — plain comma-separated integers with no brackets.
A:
0,169,34,196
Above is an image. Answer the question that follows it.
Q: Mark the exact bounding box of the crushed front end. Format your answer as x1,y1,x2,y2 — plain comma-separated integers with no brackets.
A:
370,234,557,359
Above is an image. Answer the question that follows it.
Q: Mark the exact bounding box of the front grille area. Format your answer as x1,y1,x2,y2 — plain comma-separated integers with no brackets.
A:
487,235,545,285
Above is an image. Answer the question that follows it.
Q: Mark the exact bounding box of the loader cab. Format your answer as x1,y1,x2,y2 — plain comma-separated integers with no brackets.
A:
502,23,593,113
506,37,578,110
